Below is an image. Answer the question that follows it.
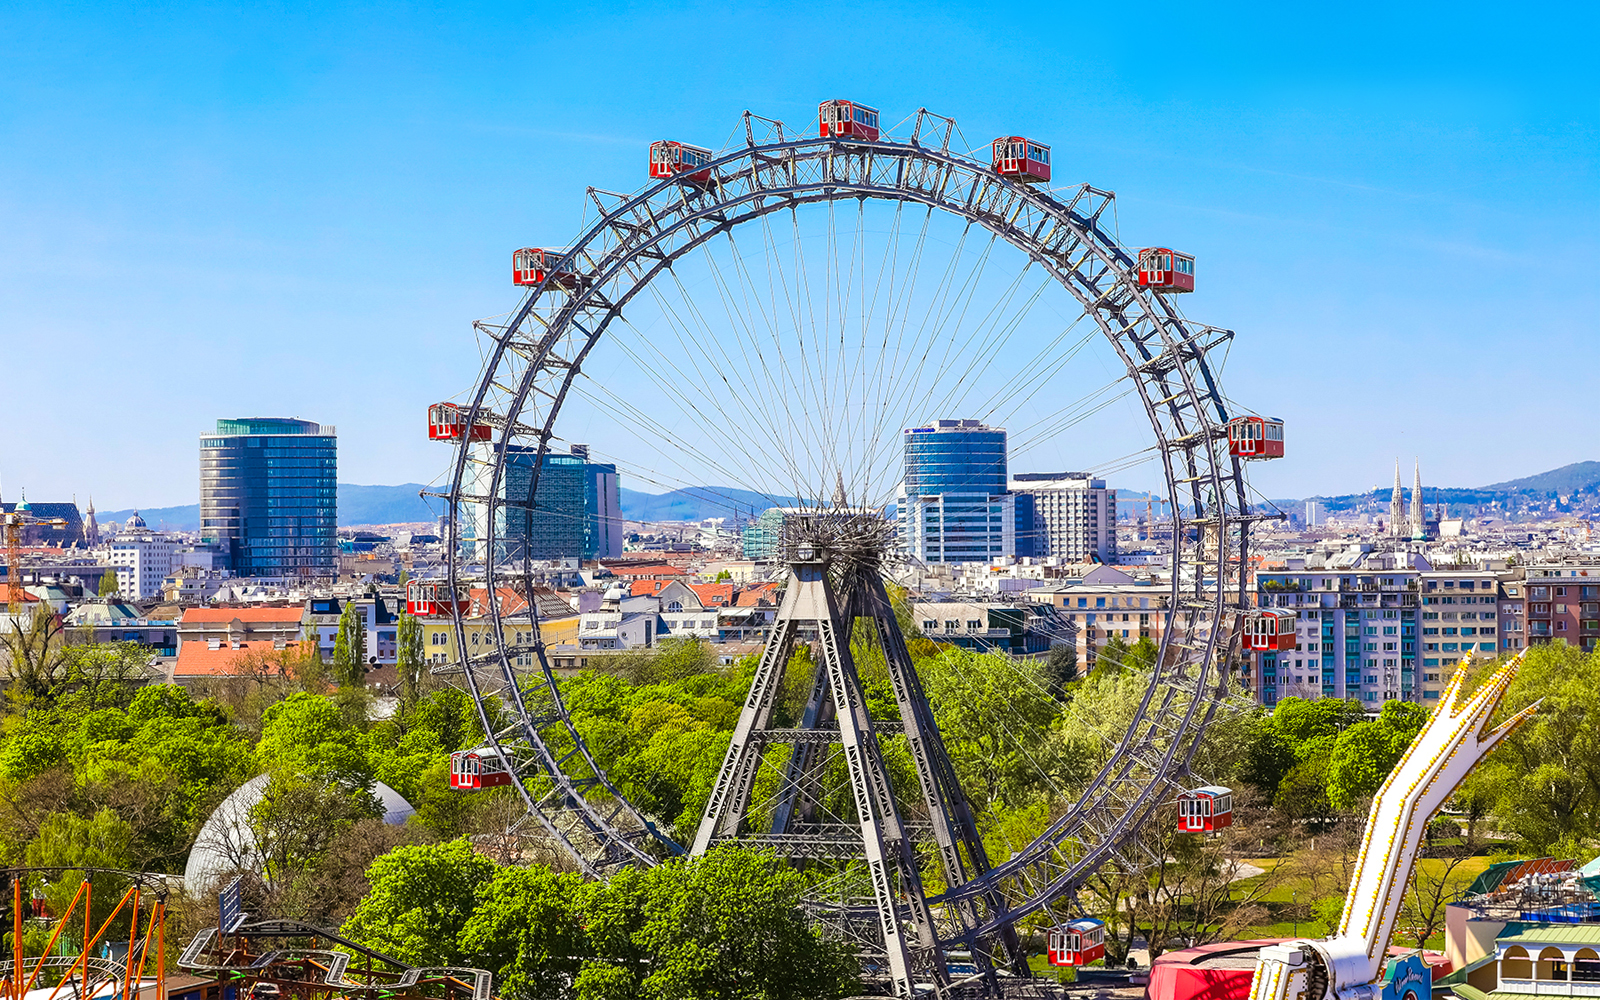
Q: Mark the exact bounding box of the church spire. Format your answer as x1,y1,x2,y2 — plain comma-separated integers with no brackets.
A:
83,495,100,546
1389,460,1405,537
1410,460,1426,541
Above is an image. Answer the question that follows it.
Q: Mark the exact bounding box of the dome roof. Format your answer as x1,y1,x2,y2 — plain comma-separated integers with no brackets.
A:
183,774,415,895
126,510,146,528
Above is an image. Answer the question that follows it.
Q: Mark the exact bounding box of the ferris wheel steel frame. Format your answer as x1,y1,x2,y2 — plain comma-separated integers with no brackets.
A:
435,106,1257,958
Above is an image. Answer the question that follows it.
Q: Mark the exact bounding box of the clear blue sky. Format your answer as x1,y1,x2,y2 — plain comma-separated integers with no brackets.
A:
3,1,1596,509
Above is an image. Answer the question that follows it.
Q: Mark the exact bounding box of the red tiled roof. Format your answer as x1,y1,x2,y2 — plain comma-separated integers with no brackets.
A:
0,584,40,603
688,583,734,606
463,586,577,620
181,606,305,623
735,582,781,607
173,639,300,677
630,580,672,597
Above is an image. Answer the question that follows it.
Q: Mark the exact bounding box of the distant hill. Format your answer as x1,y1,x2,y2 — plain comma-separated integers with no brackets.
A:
1298,460,1600,512
1481,461,1600,494
97,461,1595,533
100,483,438,531
98,503,200,531
620,486,804,522
338,483,437,525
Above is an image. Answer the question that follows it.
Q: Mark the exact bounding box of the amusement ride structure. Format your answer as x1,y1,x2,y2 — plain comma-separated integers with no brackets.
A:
1248,654,1537,1000
421,99,1287,997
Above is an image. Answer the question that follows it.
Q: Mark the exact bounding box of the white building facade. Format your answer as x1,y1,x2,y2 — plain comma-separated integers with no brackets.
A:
104,532,177,600
1010,473,1116,564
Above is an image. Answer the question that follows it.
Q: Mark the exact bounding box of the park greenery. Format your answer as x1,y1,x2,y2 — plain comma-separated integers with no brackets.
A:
4,602,1600,995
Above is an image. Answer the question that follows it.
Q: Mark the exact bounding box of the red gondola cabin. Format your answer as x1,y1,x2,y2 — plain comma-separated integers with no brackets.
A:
992,137,1051,184
1047,918,1106,967
1177,785,1233,833
450,747,513,791
1227,415,1284,460
1137,247,1196,293
819,100,881,142
1243,608,1297,651
513,248,583,289
649,141,713,184
406,579,471,618
427,402,491,443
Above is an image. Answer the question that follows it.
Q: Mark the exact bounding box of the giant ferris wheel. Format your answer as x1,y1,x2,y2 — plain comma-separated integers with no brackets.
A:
422,100,1273,998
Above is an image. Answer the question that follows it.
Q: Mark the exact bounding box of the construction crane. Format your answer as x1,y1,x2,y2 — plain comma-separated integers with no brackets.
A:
3,490,67,617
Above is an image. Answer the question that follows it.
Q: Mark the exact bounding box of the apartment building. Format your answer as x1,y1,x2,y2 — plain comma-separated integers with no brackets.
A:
1250,550,1425,708
1418,569,1500,701
1522,564,1600,652
1022,565,1167,670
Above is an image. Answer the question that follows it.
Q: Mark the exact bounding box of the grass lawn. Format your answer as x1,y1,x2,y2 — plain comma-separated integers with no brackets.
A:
1225,855,1497,947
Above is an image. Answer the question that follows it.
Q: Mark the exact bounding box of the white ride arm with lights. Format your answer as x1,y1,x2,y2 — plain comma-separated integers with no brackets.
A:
1248,654,1538,1000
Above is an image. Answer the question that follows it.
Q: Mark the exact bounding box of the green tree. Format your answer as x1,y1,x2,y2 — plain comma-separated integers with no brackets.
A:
1325,721,1402,810
25,808,135,870
1325,700,1428,810
1239,716,1298,795
1095,634,1130,677
918,648,1067,809
296,623,328,690
1044,643,1078,692
342,839,499,967
0,606,70,705
332,603,367,688
459,865,588,999
396,612,425,707
1464,642,1600,851
577,846,855,1000
1125,635,1159,673
97,570,119,596
258,691,372,783
1270,696,1366,749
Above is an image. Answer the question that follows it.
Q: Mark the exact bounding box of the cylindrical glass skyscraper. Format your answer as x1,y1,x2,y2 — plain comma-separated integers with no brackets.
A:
902,419,1007,495
900,419,1025,564
200,417,337,580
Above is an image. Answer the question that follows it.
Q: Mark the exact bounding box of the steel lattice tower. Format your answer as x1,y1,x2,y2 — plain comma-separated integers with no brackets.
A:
690,511,1018,997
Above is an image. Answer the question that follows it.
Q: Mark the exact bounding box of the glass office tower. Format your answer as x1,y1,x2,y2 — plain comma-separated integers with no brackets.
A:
200,418,337,579
899,419,1028,563
491,444,622,562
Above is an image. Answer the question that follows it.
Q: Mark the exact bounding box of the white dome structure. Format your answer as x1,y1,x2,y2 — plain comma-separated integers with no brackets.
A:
183,774,416,895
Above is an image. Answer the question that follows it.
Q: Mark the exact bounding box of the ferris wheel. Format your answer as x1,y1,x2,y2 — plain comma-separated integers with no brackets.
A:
423,100,1275,997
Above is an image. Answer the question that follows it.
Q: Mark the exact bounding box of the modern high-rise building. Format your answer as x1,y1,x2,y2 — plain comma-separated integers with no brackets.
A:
200,418,337,580
489,444,622,563
1304,500,1327,528
899,419,1028,564
574,445,624,560
1009,473,1116,564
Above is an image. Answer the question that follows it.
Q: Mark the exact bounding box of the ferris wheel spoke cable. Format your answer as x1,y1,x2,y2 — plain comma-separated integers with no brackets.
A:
569,370,800,515
633,251,822,498
706,217,835,497
856,229,1003,501
975,322,1099,427
864,205,938,466
630,278,815,501
850,200,911,503
915,259,1050,422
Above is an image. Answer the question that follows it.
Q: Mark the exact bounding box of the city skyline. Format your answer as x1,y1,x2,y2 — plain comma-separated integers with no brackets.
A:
3,2,1597,509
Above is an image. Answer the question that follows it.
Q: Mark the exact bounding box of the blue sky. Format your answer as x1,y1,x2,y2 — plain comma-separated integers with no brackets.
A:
2,1,1596,509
